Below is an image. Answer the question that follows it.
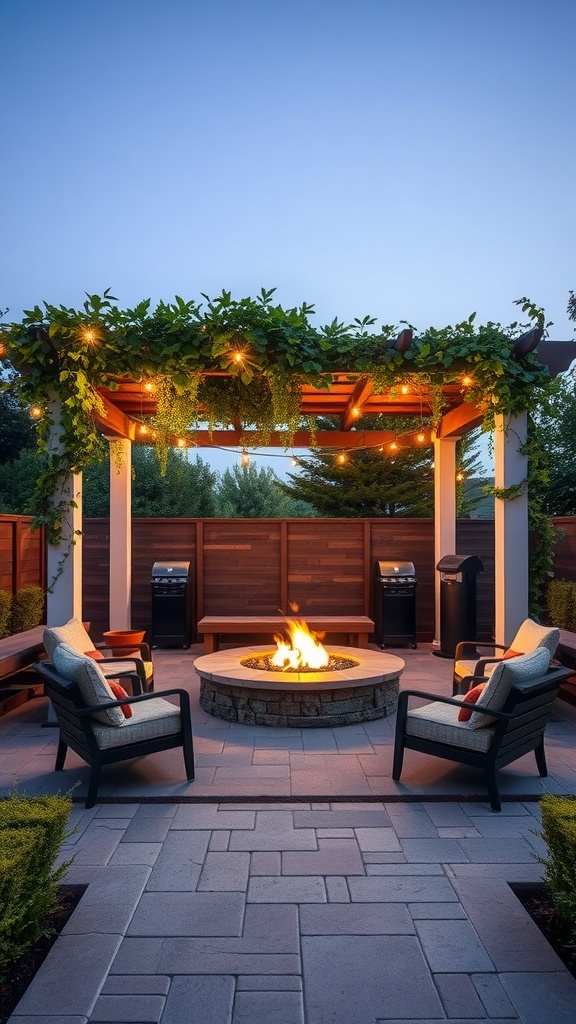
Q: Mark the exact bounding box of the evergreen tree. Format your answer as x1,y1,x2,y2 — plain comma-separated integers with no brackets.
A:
215,463,315,517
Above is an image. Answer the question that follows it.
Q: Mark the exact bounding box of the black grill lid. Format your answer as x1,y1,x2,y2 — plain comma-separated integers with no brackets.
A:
151,560,190,578
375,560,416,577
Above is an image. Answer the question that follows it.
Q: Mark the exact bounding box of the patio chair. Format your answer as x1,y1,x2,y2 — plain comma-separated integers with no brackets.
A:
452,618,560,694
392,648,570,811
43,618,154,693
34,643,194,808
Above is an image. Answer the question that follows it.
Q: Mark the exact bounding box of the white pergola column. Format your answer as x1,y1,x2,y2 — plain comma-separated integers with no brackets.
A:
433,436,457,643
46,395,83,626
108,437,132,630
494,412,528,645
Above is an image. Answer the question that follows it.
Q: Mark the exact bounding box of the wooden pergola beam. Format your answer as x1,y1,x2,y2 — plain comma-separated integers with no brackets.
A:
95,395,137,440
437,401,485,439
341,377,374,430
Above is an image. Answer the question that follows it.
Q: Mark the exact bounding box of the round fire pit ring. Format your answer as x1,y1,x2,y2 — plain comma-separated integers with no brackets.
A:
194,645,405,728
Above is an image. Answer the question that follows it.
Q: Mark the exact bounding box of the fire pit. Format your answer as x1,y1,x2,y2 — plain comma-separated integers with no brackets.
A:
194,644,404,728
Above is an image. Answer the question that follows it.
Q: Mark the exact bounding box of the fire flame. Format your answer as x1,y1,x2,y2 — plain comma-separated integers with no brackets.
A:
271,618,329,671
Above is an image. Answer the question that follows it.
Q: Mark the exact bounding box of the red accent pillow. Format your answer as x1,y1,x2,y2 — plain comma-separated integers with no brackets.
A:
107,681,132,719
502,648,522,660
85,649,104,660
458,683,487,722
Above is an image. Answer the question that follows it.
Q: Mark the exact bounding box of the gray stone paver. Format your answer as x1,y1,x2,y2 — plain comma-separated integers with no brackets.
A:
5,644,576,1024
233,991,305,1023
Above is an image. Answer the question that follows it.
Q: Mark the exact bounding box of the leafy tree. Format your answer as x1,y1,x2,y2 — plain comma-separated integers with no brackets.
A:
535,379,576,515
0,388,37,464
0,448,42,513
83,448,219,517
215,463,315,517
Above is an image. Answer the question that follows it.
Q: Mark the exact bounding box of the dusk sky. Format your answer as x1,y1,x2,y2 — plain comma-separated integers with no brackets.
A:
2,0,574,474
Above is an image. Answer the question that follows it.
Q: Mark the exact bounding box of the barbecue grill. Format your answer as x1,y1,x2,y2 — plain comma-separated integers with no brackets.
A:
151,561,193,647
373,560,417,648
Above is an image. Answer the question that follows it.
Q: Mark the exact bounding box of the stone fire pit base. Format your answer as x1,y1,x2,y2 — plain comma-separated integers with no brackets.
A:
194,646,404,728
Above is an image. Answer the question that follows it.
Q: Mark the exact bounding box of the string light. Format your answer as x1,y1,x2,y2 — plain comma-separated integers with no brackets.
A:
401,384,409,395
139,424,149,436
462,375,473,387
337,452,347,465
352,406,361,418
390,441,398,452
144,381,154,392
177,438,186,448
291,456,299,467
241,449,250,467
233,351,244,364
417,432,426,443
456,471,464,482
29,405,43,419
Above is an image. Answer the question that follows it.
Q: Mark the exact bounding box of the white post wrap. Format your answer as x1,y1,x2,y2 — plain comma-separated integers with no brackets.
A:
45,394,83,626
494,412,529,646
433,437,457,643
108,437,132,630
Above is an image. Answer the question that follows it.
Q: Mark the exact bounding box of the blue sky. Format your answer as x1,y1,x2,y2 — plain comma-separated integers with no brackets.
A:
2,0,575,475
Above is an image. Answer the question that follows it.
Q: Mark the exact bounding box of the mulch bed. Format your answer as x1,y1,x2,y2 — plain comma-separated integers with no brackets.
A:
511,882,576,979
0,885,86,1024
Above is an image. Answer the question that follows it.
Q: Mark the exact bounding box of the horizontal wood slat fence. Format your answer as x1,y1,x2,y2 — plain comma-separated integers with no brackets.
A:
82,518,496,643
0,515,46,595
2,514,574,646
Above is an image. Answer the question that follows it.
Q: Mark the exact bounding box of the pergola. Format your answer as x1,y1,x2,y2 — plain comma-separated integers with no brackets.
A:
45,339,576,647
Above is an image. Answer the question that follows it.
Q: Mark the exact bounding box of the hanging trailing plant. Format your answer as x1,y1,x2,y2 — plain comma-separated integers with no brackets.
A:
152,373,201,475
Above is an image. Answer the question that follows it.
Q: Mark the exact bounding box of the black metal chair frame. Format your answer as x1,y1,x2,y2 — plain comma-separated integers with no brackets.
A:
393,665,570,811
34,661,194,808
94,641,154,693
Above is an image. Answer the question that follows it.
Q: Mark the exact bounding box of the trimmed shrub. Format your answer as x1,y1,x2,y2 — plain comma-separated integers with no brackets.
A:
0,793,72,970
546,579,576,632
0,590,11,639
8,585,45,634
539,795,576,942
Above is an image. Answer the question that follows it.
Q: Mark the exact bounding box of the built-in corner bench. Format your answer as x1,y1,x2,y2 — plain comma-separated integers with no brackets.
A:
0,625,46,716
197,615,375,655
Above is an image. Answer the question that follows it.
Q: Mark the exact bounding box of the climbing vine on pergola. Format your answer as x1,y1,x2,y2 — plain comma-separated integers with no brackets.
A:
0,287,560,549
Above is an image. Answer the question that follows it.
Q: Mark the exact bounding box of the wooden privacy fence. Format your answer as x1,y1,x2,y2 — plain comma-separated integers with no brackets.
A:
82,518,496,642
0,515,46,595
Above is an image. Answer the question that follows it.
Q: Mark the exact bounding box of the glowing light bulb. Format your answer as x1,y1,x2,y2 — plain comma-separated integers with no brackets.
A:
139,424,149,436
83,329,95,343
144,381,154,392
177,438,186,448
462,375,473,387
417,432,425,443
291,456,299,467
233,351,244,364
352,406,360,418
401,384,409,395
30,405,43,419
390,441,398,452
337,452,347,465
456,471,464,482
241,450,250,467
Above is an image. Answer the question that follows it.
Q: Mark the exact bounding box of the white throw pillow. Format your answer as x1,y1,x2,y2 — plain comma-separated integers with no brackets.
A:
52,642,124,726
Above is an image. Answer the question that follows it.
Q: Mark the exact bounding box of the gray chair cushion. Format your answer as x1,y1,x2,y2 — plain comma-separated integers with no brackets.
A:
92,696,182,749
470,647,551,729
52,642,124,726
406,700,495,752
44,619,93,659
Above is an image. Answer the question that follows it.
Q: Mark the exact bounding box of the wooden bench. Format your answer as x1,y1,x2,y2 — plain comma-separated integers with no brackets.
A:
197,615,375,654
0,625,46,716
